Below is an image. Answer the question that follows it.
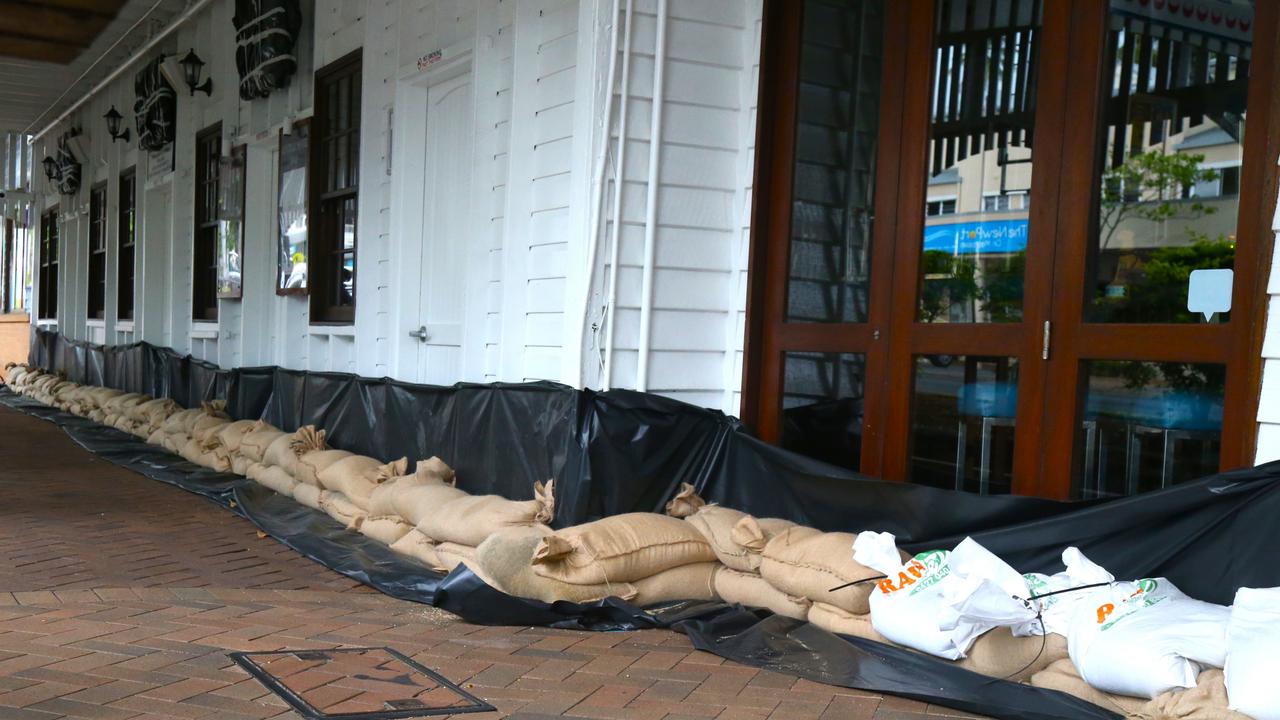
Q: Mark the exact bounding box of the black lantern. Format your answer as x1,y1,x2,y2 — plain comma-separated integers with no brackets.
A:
103,105,130,143
178,49,213,96
41,156,58,183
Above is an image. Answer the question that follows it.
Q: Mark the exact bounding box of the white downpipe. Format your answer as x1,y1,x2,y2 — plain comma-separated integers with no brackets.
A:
635,0,667,393
569,0,623,389
28,0,217,144
601,0,635,391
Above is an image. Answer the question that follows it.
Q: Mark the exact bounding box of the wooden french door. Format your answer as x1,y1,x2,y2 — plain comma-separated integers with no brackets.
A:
743,0,1278,499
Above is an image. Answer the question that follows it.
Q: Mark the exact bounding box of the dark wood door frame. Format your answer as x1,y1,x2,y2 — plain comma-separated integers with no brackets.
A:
742,0,1279,496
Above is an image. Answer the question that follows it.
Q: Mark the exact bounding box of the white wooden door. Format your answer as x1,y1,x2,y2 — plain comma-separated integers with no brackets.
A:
412,71,475,384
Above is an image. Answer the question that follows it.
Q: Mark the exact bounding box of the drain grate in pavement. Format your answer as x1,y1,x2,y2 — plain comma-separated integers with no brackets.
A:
230,647,495,719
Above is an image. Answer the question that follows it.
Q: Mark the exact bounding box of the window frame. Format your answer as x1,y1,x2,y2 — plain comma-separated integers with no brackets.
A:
193,123,222,321
38,207,59,321
309,49,363,325
87,182,108,320
118,167,137,321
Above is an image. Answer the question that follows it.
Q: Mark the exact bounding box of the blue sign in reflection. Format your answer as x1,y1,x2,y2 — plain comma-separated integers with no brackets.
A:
923,219,1028,255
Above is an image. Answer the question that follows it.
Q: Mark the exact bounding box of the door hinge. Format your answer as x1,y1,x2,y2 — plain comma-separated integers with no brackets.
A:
1041,320,1051,360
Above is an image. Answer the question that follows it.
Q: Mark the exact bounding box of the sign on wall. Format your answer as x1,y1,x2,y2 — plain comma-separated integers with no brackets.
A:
923,219,1029,255
217,145,247,299
277,120,309,294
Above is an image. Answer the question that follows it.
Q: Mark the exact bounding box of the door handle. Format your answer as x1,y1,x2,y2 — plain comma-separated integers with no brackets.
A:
408,325,429,342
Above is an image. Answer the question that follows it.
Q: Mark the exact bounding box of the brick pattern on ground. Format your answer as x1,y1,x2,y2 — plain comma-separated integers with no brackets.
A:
0,405,990,719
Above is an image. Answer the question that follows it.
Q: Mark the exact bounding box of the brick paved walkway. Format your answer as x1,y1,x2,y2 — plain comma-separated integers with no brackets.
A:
0,405,987,719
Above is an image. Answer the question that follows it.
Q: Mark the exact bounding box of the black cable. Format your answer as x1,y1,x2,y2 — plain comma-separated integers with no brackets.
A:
986,581,1115,684
828,574,888,593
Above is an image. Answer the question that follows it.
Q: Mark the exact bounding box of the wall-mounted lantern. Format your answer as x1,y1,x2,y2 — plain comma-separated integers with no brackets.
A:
103,106,130,143
179,49,213,96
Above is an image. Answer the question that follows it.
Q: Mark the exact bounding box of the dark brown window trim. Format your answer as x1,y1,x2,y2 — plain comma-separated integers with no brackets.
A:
38,207,59,321
118,167,137,321
193,123,222,321
88,182,108,320
309,49,362,325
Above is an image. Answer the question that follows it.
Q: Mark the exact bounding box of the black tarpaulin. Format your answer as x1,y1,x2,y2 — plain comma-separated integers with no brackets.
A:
0,386,1124,720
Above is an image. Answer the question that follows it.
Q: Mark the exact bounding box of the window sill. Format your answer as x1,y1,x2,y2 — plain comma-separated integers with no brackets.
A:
86,319,105,328
309,324,356,337
116,320,135,332
35,319,58,328
190,322,219,340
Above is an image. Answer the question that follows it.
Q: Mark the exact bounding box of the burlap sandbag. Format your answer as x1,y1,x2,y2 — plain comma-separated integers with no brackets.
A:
531,512,716,585
146,428,167,446
632,562,720,605
317,456,408,511
320,491,366,530
731,515,799,558
294,449,355,486
248,462,298,497
163,432,190,455
359,516,416,546
684,506,760,572
190,414,231,443
194,437,232,472
807,602,886,640
715,568,811,619
293,482,322,509
416,480,555,546
184,401,228,434
215,419,262,454
1029,659,1150,717
129,397,178,426
472,527,635,604
231,454,253,477
238,425,286,463
389,529,443,569
161,408,201,435
433,542,476,573
263,425,327,474
954,628,1068,683
759,527,886,615
367,458,466,525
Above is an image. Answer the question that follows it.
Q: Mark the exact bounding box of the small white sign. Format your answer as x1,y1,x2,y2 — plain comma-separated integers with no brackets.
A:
417,49,443,71
1187,268,1233,321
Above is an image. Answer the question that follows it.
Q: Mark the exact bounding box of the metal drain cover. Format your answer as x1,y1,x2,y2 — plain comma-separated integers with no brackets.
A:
230,647,495,718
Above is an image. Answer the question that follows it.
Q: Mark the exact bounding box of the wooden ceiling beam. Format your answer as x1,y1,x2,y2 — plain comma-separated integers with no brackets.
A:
0,33,83,64
0,3,115,48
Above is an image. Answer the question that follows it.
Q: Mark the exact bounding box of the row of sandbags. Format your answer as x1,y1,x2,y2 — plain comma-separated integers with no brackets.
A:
3,363,1257,719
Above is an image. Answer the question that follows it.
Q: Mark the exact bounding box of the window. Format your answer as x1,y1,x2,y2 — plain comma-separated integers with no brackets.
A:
38,208,58,320
193,124,221,321
310,51,361,323
926,198,956,216
88,183,107,319
118,168,137,320
981,194,1011,212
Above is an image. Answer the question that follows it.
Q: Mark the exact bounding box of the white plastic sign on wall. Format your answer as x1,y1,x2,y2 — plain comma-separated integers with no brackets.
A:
1187,268,1233,321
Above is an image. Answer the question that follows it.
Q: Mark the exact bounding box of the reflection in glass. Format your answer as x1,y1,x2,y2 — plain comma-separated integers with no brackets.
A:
780,352,866,470
278,123,309,291
910,355,1019,494
919,0,1042,324
1086,1,1252,323
785,0,884,324
1076,360,1223,498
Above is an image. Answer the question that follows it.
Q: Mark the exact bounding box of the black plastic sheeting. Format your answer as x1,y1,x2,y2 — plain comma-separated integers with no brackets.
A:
0,387,1120,720
28,328,1280,605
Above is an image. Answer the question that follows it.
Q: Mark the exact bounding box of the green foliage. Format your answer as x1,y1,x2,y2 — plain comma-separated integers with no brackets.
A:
1099,151,1219,247
919,250,977,322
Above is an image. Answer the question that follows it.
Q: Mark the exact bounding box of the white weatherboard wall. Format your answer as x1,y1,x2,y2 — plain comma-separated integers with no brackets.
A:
30,0,763,418
1256,181,1280,464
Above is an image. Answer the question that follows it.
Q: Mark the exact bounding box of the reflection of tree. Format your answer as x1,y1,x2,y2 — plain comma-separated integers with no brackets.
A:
979,251,1024,323
919,250,977,322
1099,151,1218,249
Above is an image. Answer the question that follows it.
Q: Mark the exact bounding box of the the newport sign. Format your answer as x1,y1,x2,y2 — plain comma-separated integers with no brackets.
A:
923,218,1029,255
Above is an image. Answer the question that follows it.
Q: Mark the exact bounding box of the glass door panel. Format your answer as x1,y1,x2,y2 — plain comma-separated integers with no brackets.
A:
1076,359,1224,499
782,351,866,469
918,0,1043,324
1084,1,1253,324
786,0,885,324
910,355,1020,493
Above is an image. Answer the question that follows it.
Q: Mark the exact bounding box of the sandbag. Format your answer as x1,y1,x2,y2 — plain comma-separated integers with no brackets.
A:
248,462,298,497
631,562,719,605
416,480,554,546
293,482,322,509
389,529,443,569
263,425,326,474
316,456,407,510
760,527,885,615
320,491,366,530
531,512,716,585
359,516,416,546
163,432,190,455
190,415,231,443
472,527,634,604
238,425,285,463
186,400,228,435
663,482,707,518
433,542,476,574
294,449,355,486
1029,659,1148,717
954,627,1068,683
1068,578,1229,699
1224,586,1280,719
731,515,798,558
161,408,202,435
716,568,811,620
807,602,885,641
367,459,466,525
231,454,253,477
676,501,759,572
215,419,262,454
